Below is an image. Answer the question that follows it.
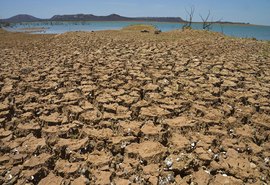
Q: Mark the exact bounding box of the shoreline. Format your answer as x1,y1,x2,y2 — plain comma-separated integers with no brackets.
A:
3,23,270,41
17,27,48,33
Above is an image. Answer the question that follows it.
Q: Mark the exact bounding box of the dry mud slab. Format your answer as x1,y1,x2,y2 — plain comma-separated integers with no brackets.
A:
0,27,270,185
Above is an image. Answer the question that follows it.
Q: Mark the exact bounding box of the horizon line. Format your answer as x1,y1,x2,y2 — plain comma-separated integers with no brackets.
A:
1,13,269,26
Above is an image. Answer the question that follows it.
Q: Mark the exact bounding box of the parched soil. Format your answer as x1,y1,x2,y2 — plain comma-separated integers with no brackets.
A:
0,27,270,185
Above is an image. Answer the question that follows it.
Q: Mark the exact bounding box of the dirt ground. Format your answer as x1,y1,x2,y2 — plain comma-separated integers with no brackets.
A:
0,26,270,185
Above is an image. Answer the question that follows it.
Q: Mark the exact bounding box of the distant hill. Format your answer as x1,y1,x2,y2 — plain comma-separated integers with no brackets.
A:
1,13,185,23
0,13,249,25
1,14,42,23
50,14,185,22
133,17,184,23
214,21,250,25
50,14,129,21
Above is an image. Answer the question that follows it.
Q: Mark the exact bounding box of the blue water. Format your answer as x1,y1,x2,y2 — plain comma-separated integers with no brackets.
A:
6,21,270,40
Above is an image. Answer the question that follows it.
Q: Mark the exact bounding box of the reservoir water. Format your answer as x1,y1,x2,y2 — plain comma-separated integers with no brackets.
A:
6,21,270,40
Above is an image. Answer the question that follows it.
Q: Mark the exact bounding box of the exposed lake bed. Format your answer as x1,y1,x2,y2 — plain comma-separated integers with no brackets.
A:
0,25,270,184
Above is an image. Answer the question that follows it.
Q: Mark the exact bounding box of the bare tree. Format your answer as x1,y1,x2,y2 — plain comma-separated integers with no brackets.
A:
182,6,195,30
200,10,223,31
199,10,212,30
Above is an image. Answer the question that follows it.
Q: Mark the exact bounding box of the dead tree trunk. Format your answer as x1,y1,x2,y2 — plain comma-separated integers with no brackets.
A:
182,6,195,30
200,10,213,30
200,11,223,31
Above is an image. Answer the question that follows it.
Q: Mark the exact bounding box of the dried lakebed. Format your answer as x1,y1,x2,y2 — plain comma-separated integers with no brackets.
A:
0,27,270,184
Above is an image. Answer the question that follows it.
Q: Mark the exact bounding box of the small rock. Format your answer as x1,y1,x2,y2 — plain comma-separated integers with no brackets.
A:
249,162,257,169
38,173,64,185
125,141,167,163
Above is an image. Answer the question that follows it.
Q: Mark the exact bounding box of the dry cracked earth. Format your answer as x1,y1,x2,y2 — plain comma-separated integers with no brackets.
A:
0,27,270,185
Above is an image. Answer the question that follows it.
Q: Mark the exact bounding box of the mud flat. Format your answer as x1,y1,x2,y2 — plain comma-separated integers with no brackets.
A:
0,26,270,184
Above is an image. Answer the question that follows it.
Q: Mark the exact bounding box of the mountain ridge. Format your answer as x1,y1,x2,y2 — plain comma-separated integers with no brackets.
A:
0,14,250,25
1,14,42,22
1,13,185,23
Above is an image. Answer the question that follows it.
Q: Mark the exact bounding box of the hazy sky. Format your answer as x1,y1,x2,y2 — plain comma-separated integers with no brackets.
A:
0,0,270,25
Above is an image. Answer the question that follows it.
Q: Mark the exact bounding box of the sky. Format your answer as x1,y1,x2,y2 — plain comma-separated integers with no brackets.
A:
0,0,270,25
